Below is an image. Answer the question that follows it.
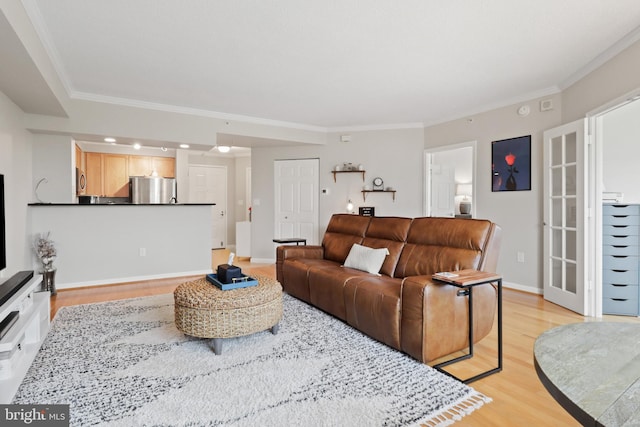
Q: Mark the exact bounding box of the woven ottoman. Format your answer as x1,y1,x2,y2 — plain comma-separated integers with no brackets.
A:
174,275,283,355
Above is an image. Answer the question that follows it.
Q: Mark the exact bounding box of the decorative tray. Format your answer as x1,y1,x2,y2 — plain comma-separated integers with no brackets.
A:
206,273,259,291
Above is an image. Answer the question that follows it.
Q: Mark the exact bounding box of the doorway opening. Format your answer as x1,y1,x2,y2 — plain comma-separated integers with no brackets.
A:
424,142,476,218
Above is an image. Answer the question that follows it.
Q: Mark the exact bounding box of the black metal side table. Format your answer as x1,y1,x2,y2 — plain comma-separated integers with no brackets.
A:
432,269,502,383
272,238,307,246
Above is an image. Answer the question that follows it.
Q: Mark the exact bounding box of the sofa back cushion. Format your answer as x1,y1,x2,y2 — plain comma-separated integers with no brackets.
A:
361,216,412,277
394,217,493,278
322,214,372,263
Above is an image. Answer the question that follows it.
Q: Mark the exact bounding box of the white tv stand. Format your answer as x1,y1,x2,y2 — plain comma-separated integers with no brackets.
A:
0,272,50,403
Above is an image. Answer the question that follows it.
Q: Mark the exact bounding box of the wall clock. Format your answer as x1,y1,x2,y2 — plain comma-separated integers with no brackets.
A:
373,177,384,190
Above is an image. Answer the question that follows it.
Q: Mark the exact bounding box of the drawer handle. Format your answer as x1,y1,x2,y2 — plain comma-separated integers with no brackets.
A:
613,205,630,208
613,256,629,258
612,298,629,302
613,215,630,218
612,284,629,287
613,245,629,248
612,269,629,273
612,235,628,238
613,225,629,228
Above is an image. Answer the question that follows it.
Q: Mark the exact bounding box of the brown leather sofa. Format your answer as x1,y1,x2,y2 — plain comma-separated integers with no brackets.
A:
276,214,502,363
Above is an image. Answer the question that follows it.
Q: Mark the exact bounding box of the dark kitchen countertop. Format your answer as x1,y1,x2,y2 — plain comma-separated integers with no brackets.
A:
28,203,216,206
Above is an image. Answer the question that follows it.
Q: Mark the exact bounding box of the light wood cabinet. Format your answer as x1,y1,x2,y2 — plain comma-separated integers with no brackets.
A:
128,156,152,177
152,157,175,178
85,152,103,195
75,144,83,170
127,156,175,178
103,154,129,197
85,153,175,197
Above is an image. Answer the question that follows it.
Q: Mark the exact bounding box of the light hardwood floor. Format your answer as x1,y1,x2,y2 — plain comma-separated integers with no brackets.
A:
49,261,638,427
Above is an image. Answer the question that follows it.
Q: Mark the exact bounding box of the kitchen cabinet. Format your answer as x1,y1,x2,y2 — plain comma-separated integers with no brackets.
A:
85,152,103,195
128,156,175,178
85,153,175,197
102,154,129,197
128,156,151,177
152,157,175,178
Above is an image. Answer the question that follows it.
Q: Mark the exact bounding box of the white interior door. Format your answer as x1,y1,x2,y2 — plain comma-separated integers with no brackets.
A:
188,165,227,249
274,159,319,244
543,119,589,314
430,163,456,217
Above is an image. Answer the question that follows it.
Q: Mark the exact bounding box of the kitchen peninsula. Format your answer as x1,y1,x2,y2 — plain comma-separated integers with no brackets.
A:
28,203,214,288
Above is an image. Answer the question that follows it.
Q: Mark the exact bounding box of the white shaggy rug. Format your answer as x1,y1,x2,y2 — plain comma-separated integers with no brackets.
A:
14,293,490,426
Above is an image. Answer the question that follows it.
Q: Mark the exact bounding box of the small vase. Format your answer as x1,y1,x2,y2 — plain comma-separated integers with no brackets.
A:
40,257,57,295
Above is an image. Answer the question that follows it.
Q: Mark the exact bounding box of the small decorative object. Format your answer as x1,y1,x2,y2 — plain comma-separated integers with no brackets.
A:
385,187,395,191
373,177,384,190
34,232,57,295
359,207,375,217
363,185,371,191
346,199,354,213
334,164,342,171
456,183,472,215
248,206,252,222
491,135,531,192
358,164,364,171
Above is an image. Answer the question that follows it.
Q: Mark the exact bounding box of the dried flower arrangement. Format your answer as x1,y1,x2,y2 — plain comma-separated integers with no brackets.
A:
34,232,57,271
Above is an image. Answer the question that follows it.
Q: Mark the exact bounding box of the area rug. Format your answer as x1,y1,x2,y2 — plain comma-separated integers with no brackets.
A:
13,293,490,426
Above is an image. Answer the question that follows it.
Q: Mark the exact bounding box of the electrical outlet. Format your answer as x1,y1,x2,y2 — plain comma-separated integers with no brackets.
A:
517,252,525,263
139,248,146,257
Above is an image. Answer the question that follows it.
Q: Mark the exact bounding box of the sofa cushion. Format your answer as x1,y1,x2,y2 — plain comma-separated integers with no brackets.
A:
322,214,371,263
343,243,389,275
343,276,403,350
361,216,412,277
282,258,336,302
308,265,371,320
394,217,492,278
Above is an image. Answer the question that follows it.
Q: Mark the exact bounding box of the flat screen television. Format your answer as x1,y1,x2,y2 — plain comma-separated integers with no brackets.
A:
0,174,5,272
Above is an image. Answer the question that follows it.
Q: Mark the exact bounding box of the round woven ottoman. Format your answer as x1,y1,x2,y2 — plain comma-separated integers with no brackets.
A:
174,275,283,355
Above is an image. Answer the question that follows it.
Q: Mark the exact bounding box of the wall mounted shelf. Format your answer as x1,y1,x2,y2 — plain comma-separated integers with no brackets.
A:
361,190,396,202
332,170,365,183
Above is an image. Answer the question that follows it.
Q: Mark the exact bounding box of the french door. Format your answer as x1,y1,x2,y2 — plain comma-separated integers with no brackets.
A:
543,119,589,314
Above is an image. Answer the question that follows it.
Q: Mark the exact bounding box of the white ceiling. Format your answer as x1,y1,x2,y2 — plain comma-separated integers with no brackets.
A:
17,0,640,129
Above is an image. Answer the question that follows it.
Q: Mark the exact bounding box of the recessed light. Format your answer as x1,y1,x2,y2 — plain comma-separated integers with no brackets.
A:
180,144,190,149
133,143,141,150
104,137,116,143
217,145,231,153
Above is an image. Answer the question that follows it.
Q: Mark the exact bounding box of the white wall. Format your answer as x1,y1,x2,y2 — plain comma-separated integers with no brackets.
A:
31,134,75,203
0,91,34,281
602,99,640,202
29,205,211,287
425,94,564,292
251,127,424,262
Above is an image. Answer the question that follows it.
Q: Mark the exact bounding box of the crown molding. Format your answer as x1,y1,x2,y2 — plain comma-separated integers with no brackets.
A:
422,86,561,128
559,25,640,90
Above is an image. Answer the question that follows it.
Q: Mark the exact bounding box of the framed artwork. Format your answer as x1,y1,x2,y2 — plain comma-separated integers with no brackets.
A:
491,135,531,192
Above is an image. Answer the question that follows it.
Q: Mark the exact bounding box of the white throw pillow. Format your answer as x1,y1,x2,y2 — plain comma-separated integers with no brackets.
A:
342,243,390,275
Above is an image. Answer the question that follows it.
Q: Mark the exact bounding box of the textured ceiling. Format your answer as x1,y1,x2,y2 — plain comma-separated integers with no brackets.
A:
24,0,640,129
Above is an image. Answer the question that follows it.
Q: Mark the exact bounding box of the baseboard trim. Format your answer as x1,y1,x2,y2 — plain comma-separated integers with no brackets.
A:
503,281,542,295
55,270,211,290
250,258,276,264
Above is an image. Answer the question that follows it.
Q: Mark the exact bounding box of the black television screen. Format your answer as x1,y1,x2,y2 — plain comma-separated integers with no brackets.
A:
0,174,5,271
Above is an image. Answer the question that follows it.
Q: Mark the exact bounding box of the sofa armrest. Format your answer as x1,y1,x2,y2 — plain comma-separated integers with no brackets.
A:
400,275,497,363
276,245,324,284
